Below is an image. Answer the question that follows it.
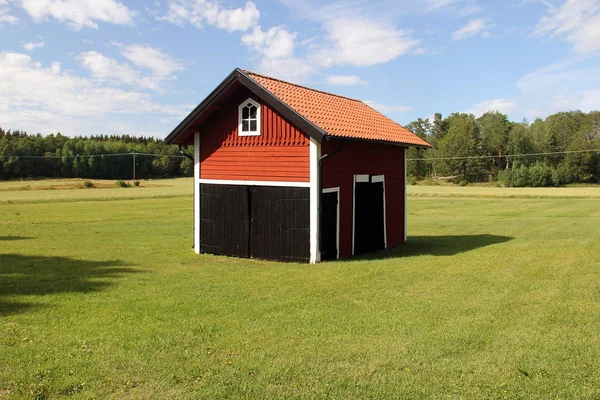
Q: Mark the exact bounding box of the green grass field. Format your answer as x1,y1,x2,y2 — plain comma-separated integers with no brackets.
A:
1,179,600,399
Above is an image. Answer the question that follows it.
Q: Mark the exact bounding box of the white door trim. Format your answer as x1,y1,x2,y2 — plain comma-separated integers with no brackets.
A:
323,187,340,260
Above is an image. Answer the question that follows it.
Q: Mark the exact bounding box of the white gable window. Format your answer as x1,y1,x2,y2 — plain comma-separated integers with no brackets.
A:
238,98,261,136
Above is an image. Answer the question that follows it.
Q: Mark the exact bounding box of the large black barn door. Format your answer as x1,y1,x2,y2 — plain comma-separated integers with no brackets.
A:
249,187,310,262
321,190,338,261
200,184,250,257
199,184,309,262
354,176,385,255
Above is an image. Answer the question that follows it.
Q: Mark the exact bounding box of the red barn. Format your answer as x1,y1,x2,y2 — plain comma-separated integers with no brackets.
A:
165,69,430,263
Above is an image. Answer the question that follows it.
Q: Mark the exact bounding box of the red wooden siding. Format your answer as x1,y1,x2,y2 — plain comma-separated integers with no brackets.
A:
322,139,406,258
199,89,310,182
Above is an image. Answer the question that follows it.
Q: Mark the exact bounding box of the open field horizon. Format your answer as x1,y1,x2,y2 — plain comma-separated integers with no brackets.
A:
1,179,599,398
1,178,600,205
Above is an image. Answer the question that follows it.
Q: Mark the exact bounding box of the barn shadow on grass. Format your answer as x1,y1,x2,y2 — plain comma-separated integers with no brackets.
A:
346,234,513,261
0,236,35,241
0,254,140,316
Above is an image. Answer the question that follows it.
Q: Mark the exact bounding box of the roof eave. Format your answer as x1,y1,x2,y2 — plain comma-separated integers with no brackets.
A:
325,135,431,148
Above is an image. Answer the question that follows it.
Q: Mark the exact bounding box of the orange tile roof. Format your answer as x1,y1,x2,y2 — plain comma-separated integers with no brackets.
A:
244,71,430,147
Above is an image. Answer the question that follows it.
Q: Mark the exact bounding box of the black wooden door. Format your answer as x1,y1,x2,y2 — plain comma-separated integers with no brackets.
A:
249,187,310,262
200,184,250,257
354,180,385,255
321,191,338,261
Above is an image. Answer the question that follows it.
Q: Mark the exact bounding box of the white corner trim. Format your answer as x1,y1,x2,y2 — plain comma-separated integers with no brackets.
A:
194,132,201,254
309,138,321,264
323,187,340,259
198,179,310,188
238,97,261,137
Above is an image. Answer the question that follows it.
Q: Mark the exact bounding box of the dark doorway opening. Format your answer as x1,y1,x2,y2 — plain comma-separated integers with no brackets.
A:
354,176,385,255
321,189,339,261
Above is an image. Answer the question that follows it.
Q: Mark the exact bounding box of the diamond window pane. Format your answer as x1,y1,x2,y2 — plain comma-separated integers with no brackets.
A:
250,120,257,131
242,106,249,119
242,120,249,132
249,106,257,119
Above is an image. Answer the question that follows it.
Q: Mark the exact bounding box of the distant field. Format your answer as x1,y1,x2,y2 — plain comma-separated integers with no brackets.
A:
1,180,599,399
408,184,600,198
0,178,193,204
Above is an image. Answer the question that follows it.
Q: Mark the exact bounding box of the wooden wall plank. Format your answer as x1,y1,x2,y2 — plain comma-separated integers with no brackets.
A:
199,87,310,183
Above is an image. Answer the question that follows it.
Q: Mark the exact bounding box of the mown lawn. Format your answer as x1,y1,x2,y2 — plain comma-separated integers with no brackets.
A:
1,180,599,399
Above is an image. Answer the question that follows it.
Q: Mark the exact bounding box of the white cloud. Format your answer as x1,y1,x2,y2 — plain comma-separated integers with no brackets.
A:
0,0,18,24
78,51,138,86
364,100,411,114
16,0,134,29
161,0,259,31
241,25,296,59
465,98,516,117
425,0,466,11
458,4,483,16
256,57,316,84
534,0,600,54
325,75,367,86
452,18,493,40
120,44,183,77
78,48,180,91
516,57,600,118
0,12,18,24
0,52,186,136
23,41,45,51
315,17,422,67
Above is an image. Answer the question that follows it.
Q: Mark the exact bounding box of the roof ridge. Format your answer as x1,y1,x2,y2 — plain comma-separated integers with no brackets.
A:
242,69,363,103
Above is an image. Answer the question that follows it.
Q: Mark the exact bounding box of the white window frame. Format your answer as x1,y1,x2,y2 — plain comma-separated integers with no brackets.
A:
238,98,261,137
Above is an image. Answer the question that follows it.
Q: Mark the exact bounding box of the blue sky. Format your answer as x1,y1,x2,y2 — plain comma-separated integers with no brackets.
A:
1,0,600,138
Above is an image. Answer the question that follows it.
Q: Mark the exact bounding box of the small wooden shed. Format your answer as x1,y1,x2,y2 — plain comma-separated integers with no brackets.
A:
165,69,430,263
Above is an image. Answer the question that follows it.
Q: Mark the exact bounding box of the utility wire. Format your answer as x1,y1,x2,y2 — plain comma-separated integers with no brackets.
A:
0,152,186,159
1,148,599,161
407,148,600,161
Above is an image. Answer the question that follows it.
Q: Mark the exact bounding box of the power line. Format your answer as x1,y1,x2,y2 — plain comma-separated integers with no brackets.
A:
407,148,600,162
2,148,599,162
0,152,186,159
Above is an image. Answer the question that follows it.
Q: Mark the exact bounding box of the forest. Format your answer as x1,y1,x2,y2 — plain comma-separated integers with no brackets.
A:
1,109,599,185
406,110,600,186
0,129,192,180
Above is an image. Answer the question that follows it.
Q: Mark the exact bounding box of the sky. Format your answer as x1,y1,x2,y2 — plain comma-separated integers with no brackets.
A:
1,0,600,138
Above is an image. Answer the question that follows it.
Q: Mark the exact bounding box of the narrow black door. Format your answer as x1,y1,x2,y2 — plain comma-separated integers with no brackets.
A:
321,191,338,261
354,179,385,255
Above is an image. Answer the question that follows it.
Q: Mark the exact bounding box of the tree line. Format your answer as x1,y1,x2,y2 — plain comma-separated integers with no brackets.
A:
0,128,193,180
405,110,600,186
3,109,600,186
